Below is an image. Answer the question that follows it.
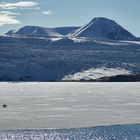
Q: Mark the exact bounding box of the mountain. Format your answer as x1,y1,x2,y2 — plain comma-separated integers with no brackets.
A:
70,17,136,40
1,17,140,82
5,26,80,37
5,26,63,38
5,18,137,41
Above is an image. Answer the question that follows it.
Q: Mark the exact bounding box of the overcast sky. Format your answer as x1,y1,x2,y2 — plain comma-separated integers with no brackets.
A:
0,0,140,36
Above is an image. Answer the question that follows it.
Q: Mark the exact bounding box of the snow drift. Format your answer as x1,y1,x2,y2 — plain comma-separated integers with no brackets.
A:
62,67,132,81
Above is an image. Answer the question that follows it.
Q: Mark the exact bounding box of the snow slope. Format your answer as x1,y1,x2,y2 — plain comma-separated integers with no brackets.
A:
62,67,132,81
70,17,136,40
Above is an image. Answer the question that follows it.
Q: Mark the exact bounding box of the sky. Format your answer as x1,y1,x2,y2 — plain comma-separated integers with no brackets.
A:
0,0,140,36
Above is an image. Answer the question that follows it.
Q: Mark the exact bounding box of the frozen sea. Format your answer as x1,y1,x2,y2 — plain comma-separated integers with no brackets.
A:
0,82,140,129
0,82,140,139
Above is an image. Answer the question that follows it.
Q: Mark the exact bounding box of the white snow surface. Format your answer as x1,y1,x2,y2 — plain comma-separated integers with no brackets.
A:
70,37,89,43
50,37,63,42
0,82,140,129
121,40,140,45
62,67,132,81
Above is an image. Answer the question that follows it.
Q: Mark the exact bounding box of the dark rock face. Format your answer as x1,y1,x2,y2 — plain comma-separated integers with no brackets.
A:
101,74,140,82
80,74,140,82
2,104,7,108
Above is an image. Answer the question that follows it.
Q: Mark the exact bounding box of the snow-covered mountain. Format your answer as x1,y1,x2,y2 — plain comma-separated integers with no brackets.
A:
5,17,137,41
5,26,63,38
70,17,136,40
1,17,140,81
5,26,80,37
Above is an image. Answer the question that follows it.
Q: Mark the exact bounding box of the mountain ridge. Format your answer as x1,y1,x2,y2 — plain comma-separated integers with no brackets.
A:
4,17,138,41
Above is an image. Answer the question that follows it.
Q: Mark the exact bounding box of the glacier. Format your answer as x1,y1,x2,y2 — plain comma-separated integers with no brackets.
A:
0,37,140,81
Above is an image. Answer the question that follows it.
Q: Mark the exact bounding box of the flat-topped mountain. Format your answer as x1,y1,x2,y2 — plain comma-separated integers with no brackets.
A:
5,26,63,38
5,26,80,38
